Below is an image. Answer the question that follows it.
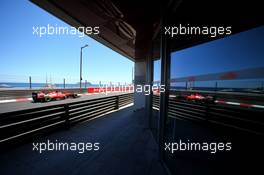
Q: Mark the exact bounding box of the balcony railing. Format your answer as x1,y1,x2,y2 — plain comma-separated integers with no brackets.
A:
153,92,264,136
0,93,133,145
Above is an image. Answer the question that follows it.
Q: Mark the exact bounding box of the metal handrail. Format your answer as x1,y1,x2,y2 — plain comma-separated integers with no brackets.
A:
0,93,133,145
152,94,264,136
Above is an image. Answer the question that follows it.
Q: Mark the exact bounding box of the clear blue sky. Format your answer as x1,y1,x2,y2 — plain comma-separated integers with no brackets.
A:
154,26,264,85
1,0,263,87
0,0,134,84
170,26,264,78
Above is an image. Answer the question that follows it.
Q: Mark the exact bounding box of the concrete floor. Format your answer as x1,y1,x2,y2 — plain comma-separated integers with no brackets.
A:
0,107,166,175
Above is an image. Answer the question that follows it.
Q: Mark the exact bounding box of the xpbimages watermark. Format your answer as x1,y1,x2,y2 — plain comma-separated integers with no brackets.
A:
32,24,100,37
95,84,165,95
164,24,232,38
165,140,232,154
32,140,100,153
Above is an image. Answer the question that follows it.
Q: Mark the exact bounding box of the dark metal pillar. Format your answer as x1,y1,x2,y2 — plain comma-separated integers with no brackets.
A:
29,76,32,89
158,16,170,160
146,53,154,128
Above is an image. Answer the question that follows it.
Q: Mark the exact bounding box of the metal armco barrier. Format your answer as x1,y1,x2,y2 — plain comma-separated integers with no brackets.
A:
0,93,133,145
153,66,264,83
87,87,133,93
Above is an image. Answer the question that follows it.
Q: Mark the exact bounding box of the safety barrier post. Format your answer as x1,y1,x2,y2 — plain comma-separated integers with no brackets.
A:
63,104,70,129
115,96,119,110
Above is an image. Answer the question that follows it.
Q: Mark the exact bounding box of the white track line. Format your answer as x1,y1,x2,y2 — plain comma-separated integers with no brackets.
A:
215,100,264,109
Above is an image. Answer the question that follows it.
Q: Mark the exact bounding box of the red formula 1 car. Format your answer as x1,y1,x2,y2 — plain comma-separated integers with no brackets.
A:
186,93,215,104
186,94,205,101
176,93,215,104
32,91,79,102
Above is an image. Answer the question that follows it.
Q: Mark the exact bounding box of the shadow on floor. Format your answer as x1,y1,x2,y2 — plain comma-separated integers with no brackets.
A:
0,107,166,175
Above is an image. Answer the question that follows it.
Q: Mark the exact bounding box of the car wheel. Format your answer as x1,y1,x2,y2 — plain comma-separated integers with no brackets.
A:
45,97,51,102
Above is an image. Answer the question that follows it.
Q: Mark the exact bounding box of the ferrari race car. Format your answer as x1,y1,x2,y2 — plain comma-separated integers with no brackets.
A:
176,93,215,104
32,91,79,102
186,94,206,101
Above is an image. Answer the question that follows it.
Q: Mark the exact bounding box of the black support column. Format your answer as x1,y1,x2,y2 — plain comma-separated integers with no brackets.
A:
146,53,154,128
158,14,170,160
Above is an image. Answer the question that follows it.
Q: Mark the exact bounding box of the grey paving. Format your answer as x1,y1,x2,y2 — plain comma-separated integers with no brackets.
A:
0,107,166,175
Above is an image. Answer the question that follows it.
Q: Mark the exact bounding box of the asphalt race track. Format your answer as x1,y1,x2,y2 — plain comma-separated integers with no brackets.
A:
0,92,128,114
